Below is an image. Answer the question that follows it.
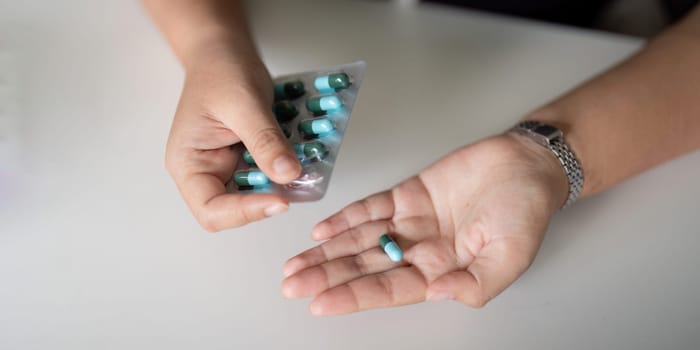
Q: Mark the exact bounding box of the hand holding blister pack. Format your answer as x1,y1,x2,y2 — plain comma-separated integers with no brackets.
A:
230,61,367,202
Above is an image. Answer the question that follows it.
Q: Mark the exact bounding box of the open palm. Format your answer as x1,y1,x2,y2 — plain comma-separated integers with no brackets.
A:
281,134,568,315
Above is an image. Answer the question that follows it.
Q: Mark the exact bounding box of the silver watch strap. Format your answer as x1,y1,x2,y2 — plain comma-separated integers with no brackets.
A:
512,121,584,209
548,139,583,209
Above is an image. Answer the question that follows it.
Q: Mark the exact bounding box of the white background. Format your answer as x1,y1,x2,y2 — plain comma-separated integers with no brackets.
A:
1,0,699,348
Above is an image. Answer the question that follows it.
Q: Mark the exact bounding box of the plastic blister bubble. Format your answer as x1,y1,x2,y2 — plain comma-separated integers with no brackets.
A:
230,61,366,202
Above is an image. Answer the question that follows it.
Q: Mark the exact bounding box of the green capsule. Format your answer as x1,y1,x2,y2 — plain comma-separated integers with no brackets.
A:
242,150,256,165
306,95,343,114
379,234,403,262
298,118,335,137
273,101,299,123
314,73,350,92
274,81,305,100
293,141,329,162
233,170,270,187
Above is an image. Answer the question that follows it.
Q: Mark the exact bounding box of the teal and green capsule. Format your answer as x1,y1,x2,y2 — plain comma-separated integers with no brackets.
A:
306,95,343,115
379,234,403,262
298,118,335,138
242,150,256,165
233,170,270,187
273,101,299,123
293,141,329,162
274,81,305,101
314,73,350,93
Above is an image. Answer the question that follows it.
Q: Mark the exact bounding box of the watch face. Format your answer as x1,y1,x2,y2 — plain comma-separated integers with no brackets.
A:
534,124,557,136
533,124,562,141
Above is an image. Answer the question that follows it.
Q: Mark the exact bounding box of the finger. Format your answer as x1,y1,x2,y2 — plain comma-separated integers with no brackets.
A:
284,220,397,277
311,191,395,240
282,247,406,299
309,266,427,316
425,240,533,308
223,107,301,184
179,171,289,232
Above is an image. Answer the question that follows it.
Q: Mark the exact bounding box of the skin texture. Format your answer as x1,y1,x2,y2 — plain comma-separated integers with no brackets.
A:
144,1,700,314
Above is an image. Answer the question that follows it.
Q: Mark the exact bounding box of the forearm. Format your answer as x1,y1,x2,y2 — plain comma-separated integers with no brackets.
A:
529,6,700,198
142,0,261,70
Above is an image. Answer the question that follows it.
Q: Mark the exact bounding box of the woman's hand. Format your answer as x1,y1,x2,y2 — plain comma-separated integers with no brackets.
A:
144,0,302,231
165,51,301,232
281,133,568,315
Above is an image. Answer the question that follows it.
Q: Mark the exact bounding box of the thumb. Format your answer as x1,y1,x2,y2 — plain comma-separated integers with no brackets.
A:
222,100,301,184
425,252,531,308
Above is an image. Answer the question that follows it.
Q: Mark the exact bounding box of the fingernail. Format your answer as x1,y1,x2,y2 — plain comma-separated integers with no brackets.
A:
264,203,288,217
273,154,300,179
426,291,453,301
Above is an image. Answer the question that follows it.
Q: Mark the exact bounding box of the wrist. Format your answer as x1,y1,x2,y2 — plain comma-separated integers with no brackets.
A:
505,132,570,214
183,40,273,108
521,107,595,199
181,33,264,73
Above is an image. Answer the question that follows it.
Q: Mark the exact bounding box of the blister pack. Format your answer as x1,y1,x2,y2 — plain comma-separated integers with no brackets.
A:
231,61,366,202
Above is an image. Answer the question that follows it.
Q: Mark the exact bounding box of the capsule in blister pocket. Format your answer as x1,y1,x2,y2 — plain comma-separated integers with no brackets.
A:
314,73,350,93
294,141,329,163
306,95,343,115
232,60,366,201
274,81,305,101
298,118,335,139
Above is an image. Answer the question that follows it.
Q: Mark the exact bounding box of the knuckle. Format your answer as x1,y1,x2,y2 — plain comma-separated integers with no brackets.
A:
353,254,370,275
375,274,395,304
348,228,364,252
227,205,255,229
311,246,327,263
196,199,257,232
251,127,285,158
358,199,372,217
237,207,253,227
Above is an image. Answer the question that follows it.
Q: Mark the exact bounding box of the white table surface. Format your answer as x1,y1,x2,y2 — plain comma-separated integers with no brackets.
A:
1,0,699,349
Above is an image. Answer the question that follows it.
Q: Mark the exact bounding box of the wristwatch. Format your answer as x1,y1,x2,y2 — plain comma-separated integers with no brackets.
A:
511,121,584,209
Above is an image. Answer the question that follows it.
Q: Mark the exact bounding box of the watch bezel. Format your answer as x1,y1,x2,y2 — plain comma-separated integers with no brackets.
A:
517,121,563,146
511,120,583,209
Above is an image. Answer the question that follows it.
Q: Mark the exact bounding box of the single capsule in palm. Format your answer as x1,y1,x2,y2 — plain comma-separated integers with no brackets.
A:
379,234,403,262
